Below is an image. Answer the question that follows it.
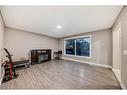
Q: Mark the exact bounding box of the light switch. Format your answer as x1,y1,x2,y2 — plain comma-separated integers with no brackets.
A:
123,50,127,55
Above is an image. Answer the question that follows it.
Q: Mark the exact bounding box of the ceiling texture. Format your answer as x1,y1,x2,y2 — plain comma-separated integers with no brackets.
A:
0,6,123,38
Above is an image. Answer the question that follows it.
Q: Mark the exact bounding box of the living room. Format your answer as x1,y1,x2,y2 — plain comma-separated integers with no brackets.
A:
0,2,127,94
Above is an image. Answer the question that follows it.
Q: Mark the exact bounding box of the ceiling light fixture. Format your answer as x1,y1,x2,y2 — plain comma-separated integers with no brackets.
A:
57,26,62,29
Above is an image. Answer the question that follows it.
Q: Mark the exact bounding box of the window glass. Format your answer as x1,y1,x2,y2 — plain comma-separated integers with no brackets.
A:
76,37,90,56
65,36,91,57
65,39,75,55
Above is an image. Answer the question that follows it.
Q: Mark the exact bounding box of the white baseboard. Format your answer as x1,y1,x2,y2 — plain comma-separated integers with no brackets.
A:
120,82,126,89
112,69,121,82
62,57,112,69
112,68,126,89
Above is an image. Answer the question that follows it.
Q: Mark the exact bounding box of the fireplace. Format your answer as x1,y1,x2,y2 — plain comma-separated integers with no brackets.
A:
38,51,49,63
30,49,51,64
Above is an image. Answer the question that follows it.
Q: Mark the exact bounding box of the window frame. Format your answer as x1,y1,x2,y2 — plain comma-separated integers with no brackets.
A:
64,35,92,58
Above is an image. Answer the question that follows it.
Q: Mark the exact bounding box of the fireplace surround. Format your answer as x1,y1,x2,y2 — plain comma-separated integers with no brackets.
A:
30,49,51,64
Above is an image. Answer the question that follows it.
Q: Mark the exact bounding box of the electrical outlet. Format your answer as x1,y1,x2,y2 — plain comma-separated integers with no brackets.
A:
123,50,127,55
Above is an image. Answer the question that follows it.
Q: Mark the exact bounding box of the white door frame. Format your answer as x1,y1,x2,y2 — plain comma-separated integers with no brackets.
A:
112,22,121,83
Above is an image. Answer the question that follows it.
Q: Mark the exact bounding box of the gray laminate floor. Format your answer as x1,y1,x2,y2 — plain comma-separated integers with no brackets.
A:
0,59,121,89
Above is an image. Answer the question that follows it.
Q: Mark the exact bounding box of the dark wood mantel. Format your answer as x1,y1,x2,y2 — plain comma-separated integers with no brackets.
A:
30,49,51,64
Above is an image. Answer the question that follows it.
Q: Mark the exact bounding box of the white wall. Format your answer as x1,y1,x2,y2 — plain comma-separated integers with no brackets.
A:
5,27,59,61
0,11,5,80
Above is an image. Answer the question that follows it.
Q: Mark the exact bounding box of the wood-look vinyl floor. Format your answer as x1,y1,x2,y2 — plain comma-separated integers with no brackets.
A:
0,59,121,89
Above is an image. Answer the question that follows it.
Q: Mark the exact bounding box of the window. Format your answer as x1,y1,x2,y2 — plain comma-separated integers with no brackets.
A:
65,39,75,55
64,36,91,57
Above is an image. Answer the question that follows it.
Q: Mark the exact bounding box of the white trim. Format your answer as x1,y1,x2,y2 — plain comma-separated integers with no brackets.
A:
120,82,127,90
112,22,122,84
62,57,112,69
112,68,126,89
64,35,92,58
112,68,121,82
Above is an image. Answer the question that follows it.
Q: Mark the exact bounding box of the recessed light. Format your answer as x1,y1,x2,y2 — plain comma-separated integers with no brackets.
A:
57,26,62,29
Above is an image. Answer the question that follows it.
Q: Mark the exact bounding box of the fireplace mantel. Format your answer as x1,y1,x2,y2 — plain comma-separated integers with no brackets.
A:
30,49,51,64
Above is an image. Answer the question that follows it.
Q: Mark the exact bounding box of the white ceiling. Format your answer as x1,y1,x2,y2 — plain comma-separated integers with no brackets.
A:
1,6,123,38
